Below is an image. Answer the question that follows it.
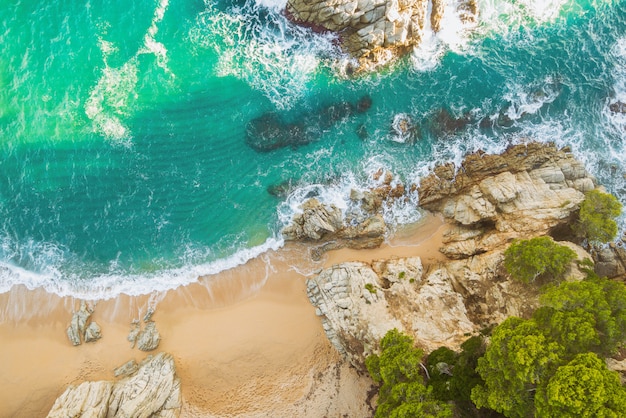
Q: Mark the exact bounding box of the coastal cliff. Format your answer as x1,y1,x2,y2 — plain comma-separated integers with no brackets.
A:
297,142,607,365
286,0,478,72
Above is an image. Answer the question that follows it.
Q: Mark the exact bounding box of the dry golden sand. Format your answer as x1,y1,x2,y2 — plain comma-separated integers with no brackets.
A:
0,213,447,417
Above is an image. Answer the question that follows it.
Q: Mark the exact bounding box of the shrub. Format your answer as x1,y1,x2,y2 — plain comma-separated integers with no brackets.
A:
576,189,622,244
365,283,377,294
504,236,577,284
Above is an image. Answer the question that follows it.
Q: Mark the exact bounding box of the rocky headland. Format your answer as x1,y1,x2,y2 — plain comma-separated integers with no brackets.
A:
287,141,626,368
285,0,478,72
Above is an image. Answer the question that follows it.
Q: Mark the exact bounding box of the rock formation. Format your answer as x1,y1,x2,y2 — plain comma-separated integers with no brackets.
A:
128,318,161,351
282,198,387,259
47,352,181,418
418,142,596,259
66,301,102,346
285,0,478,72
306,142,601,365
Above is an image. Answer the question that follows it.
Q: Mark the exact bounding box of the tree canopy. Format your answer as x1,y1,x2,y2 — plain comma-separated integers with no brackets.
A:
471,277,626,417
366,329,453,418
535,352,626,417
503,236,576,284
576,189,622,244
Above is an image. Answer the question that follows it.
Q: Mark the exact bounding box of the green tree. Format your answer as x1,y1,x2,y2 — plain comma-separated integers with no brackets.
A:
428,336,490,417
535,352,626,417
539,278,626,355
471,317,564,417
576,189,622,244
503,237,576,284
366,329,453,418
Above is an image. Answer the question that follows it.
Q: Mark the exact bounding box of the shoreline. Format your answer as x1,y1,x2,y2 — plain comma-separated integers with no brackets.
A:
0,213,448,417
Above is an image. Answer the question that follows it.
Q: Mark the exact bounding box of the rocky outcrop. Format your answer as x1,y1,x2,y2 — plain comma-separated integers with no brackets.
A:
419,142,596,259
308,142,600,365
309,247,592,366
47,352,181,418
286,0,478,72
593,243,626,282
66,301,102,346
128,319,161,351
283,198,387,259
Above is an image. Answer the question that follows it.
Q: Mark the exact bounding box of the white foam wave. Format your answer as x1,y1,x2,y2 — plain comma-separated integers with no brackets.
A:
190,0,338,110
0,236,284,299
476,0,568,35
85,0,173,141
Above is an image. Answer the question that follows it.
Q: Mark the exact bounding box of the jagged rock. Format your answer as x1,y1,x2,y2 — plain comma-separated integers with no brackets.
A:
47,353,181,418
419,142,596,258
390,113,420,144
66,301,94,346
283,198,387,258
286,0,479,72
593,244,626,281
84,321,102,343
136,322,161,352
128,321,141,349
609,101,626,114
114,360,138,378
307,257,478,365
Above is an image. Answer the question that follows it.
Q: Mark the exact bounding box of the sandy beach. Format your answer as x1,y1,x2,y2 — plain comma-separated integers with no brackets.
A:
0,213,447,417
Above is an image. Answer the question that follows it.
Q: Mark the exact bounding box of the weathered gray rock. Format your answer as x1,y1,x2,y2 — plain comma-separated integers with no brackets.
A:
66,301,94,346
128,321,141,349
113,360,138,378
286,0,479,72
283,198,387,258
136,321,161,352
84,321,102,343
593,244,626,281
419,142,597,259
47,353,181,418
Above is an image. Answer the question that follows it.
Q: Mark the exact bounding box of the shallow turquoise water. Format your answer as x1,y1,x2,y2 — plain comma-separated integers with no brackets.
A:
1,0,625,296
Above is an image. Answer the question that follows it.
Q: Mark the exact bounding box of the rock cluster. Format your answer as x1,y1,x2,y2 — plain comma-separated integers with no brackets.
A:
418,142,596,259
128,310,161,351
66,301,102,346
285,0,478,72
307,142,599,365
47,352,181,418
282,198,387,259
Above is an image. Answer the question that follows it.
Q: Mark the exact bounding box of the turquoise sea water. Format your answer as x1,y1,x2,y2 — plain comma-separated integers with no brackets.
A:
1,0,625,297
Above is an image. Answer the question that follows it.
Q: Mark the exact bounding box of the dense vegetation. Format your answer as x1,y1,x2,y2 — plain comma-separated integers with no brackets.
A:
503,237,576,284
576,189,622,244
367,276,626,417
365,329,452,417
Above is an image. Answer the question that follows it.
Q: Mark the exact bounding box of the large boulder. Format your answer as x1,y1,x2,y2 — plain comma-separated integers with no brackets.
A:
47,352,181,418
419,142,596,258
66,301,102,346
283,198,386,258
286,0,478,72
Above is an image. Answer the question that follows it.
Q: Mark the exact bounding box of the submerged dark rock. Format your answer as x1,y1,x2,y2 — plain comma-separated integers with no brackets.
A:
610,101,626,114
246,95,373,152
246,113,308,152
428,107,473,137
